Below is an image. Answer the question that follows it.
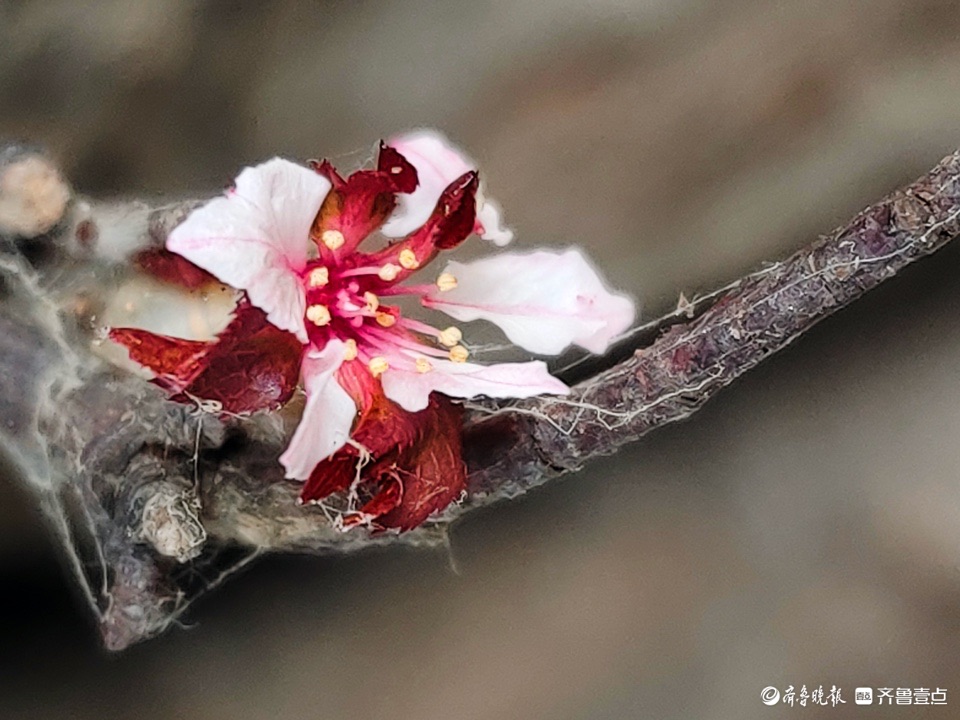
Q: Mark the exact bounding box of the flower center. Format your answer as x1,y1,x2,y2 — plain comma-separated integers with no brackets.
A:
301,259,470,375
301,259,407,353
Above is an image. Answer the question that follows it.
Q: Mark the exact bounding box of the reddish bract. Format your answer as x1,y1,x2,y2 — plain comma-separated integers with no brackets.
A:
355,170,478,287
110,302,303,414
133,247,218,289
310,142,419,257
301,360,465,531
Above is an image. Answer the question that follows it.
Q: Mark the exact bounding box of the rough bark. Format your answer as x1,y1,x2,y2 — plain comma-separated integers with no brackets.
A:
2,147,959,649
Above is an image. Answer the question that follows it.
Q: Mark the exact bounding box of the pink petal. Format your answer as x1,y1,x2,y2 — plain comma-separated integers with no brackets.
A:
167,158,331,343
279,340,357,480
381,359,569,413
475,196,513,247
381,130,513,244
424,249,636,355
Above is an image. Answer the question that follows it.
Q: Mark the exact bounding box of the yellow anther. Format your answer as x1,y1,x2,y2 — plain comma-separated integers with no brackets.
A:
343,338,358,361
307,266,329,287
321,229,345,250
363,291,380,312
378,263,401,281
438,326,462,347
436,272,458,292
415,357,433,373
306,304,331,326
398,248,420,270
375,312,397,328
448,345,469,363
368,356,389,378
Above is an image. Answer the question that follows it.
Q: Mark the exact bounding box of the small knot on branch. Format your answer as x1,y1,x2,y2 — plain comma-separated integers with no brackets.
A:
137,480,207,562
0,148,71,239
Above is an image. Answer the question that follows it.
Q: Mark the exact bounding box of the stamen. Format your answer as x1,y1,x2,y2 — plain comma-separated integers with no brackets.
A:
368,356,389,377
378,263,401,281
343,338,358,361
362,324,450,358
438,326,462,347
415,357,433,373
306,304,331,326
448,345,469,363
307,266,329,288
363,291,379,312
375,312,397,328
321,229,345,250
398,248,420,270
436,272,458,292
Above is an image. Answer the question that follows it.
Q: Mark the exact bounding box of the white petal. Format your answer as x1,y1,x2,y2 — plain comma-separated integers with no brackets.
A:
167,158,331,342
381,359,568,413
425,249,635,355
381,130,513,244
475,197,513,246
279,340,357,480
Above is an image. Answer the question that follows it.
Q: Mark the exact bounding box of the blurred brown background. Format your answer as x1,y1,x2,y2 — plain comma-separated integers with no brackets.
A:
4,0,960,718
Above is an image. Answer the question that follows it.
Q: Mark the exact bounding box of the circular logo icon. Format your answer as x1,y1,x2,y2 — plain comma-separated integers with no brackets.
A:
761,687,781,705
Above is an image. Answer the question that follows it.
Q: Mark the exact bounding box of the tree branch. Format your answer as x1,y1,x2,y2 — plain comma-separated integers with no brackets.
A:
2,147,958,649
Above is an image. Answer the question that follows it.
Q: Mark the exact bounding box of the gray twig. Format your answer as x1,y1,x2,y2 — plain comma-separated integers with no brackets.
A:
2,148,959,649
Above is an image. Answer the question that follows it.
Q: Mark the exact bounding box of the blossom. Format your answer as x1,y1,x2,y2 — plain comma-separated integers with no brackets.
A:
111,133,634,530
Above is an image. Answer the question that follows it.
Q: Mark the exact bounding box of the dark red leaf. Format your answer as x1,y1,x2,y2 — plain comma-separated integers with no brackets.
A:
300,360,421,505
133,248,219,289
298,364,467,532
338,359,422,455
428,171,479,250
339,476,403,529
301,454,358,502
108,328,212,394
310,159,345,189
111,302,303,414
356,171,478,289
309,143,419,258
374,397,466,531
376,142,419,193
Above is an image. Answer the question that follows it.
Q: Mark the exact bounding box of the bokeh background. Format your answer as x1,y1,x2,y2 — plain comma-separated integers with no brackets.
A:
4,0,960,717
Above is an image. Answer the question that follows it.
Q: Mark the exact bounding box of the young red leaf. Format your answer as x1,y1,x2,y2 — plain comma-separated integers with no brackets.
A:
310,142,419,257
300,398,466,530
374,396,465,531
339,476,403,530
299,359,466,530
301,454,357,503
112,302,303,414
107,328,212,394
355,170,478,289
174,302,304,413
133,247,219,289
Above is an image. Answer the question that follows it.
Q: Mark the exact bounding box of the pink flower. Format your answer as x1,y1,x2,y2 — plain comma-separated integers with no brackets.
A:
112,134,634,529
